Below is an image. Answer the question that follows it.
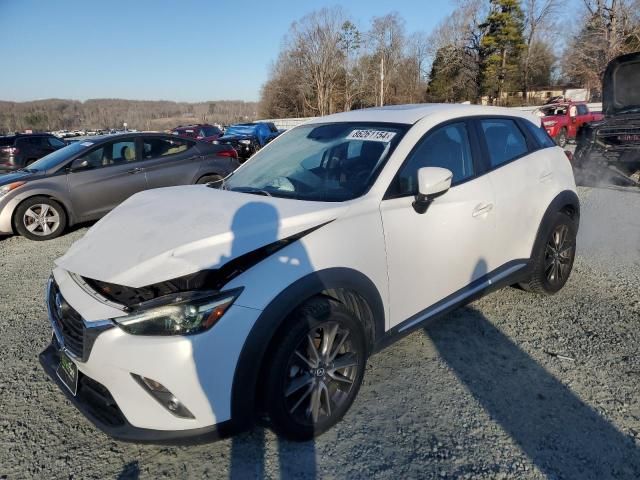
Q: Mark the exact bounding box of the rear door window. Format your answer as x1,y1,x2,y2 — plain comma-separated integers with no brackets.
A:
577,104,589,115
480,119,529,168
142,136,193,159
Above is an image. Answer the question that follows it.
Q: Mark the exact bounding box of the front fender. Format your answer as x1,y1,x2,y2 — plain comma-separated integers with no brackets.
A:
229,267,385,428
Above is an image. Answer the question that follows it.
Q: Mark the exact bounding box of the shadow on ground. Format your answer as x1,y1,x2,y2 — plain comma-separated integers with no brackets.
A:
424,306,640,479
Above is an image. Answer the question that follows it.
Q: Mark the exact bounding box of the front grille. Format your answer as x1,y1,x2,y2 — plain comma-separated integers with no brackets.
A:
49,281,85,358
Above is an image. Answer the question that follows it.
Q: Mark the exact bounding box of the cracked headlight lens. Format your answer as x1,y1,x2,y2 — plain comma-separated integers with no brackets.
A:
115,290,241,335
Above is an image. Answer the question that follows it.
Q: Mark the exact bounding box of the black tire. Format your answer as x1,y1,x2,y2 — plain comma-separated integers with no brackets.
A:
520,210,577,295
264,296,367,441
555,128,568,148
196,174,223,187
14,196,67,241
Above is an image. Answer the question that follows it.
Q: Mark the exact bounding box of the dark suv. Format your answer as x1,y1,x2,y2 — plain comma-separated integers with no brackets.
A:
171,124,223,143
574,51,640,188
0,133,67,171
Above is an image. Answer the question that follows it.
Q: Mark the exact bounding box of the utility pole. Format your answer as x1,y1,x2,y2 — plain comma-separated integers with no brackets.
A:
380,54,385,107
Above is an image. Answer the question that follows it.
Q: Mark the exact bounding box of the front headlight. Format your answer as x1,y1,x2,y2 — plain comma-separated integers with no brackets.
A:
115,290,241,336
0,181,26,198
238,139,251,145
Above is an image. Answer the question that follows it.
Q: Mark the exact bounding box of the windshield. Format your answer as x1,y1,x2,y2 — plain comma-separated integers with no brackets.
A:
26,142,90,171
200,126,220,137
224,122,408,201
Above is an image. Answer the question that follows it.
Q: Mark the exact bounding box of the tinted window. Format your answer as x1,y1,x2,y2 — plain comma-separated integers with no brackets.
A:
481,119,528,167
525,121,556,148
577,104,588,115
199,126,221,137
393,122,474,196
143,137,192,159
15,137,38,147
47,137,66,148
0,137,15,147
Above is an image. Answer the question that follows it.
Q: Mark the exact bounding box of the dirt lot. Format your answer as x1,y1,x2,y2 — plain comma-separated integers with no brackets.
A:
1,186,639,480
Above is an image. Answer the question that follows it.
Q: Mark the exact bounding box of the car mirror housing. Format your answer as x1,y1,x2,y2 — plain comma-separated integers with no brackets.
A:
69,158,90,171
413,167,453,214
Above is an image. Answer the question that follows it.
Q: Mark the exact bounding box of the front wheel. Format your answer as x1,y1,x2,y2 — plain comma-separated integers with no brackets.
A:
264,297,367,441
521,211,577,294
14,196,67,241
196,174,223,187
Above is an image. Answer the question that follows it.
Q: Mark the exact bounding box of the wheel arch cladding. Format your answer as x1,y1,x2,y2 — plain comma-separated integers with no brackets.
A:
530,190,580,259
230,267,385,427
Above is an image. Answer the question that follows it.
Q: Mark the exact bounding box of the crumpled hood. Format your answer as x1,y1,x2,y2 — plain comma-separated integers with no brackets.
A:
56,185,348,288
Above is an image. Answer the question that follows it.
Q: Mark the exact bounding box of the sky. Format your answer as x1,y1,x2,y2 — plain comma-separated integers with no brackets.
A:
0,0,459,103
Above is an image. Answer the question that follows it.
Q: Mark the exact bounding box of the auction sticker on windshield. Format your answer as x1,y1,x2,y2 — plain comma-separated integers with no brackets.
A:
346,129,396,142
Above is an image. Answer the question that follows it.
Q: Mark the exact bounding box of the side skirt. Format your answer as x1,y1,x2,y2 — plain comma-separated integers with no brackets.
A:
373,259,531,353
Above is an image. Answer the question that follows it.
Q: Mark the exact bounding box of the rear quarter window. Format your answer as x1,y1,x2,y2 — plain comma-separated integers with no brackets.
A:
524,121,556,148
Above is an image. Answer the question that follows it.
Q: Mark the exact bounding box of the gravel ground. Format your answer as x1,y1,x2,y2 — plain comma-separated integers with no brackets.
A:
1,186,639,480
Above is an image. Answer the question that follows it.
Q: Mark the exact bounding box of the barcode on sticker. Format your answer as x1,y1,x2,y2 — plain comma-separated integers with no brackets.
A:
346,129,396,142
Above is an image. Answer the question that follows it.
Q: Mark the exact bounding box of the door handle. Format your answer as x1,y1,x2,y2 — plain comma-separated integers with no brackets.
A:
472,203,494,217
127,167,144,174
539,171,554,182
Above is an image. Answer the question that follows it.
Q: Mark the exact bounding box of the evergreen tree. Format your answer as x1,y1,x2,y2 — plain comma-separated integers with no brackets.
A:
479,0,526,104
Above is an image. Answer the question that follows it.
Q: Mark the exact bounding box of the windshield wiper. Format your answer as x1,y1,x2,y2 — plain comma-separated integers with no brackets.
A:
228,186,273,197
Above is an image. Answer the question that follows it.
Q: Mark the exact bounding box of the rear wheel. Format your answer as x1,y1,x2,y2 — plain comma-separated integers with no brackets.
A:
264,297,367,441
521,211,576,294
196,174,223,187
14,196,67,241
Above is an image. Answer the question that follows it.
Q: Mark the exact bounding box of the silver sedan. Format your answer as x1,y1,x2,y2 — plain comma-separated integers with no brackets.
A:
0,133,239,240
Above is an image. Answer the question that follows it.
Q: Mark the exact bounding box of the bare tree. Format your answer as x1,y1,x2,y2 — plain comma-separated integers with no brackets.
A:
564,0,640,92
289,7,347,116
522,0,559,100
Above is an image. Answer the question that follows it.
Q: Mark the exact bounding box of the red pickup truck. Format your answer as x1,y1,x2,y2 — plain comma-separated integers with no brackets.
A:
538,102,604,147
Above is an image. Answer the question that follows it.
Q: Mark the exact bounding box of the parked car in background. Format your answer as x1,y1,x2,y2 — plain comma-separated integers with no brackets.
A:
574,51,640,188
0,132,239,240
215,122,282,160
537,101,603,147
0,133,68,171
39,104,579,444
172,124,223,143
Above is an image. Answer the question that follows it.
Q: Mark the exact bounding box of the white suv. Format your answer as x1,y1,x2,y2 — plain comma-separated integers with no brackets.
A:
40,104,579,443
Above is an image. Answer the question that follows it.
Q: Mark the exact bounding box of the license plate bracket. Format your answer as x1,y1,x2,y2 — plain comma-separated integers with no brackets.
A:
56,350,78,396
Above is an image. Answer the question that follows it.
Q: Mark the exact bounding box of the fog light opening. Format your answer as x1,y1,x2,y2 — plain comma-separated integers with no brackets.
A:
131,373,195,419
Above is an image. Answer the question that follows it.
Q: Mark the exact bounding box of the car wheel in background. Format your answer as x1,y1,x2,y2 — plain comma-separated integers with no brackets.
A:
521,210,577,295
555,128,568,148
196,174,223,188
264,296,367,441
14,196,67,241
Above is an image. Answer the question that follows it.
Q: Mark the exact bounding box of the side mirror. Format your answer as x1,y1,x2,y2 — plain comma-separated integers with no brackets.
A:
413,167,453,214
70,158,89,171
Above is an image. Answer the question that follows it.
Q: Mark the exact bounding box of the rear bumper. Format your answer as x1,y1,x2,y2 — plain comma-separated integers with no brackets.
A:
39,341,239,444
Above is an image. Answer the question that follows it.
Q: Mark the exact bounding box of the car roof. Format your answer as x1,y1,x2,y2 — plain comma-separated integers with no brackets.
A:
306,103,540,125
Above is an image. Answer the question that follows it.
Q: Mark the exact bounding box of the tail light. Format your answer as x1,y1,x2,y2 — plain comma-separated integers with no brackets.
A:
564,150,573,162
1,146,18,155
217,148,238,159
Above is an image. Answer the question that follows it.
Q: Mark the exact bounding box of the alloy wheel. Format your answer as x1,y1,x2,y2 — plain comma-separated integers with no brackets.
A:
283,321,359,425
23,204,61,237
544,224,573,285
